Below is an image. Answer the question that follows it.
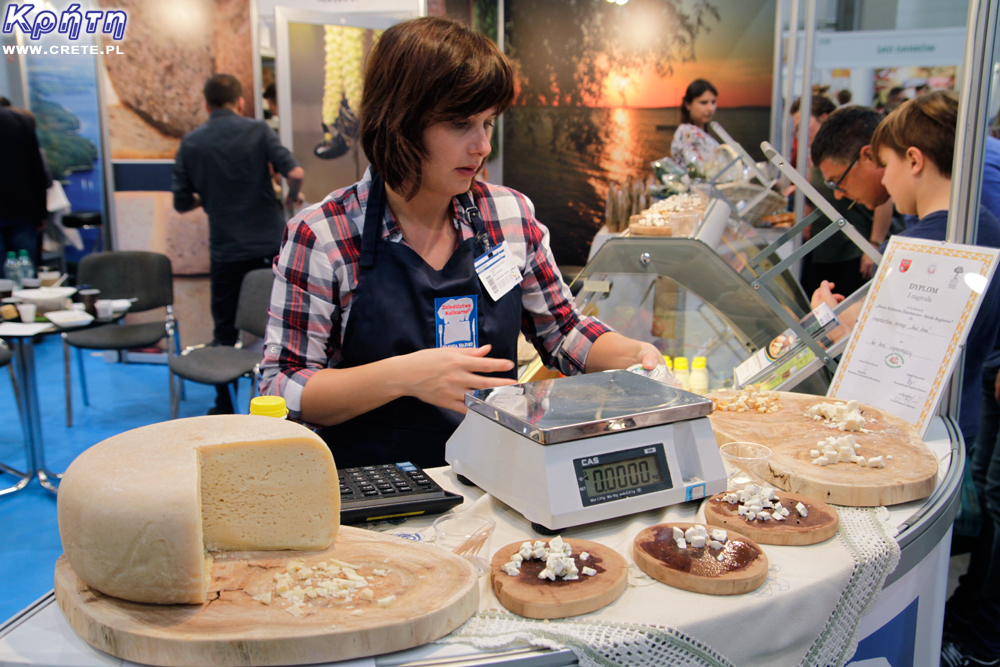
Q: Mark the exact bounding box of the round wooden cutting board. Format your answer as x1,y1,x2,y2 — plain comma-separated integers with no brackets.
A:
490,538,628,619
633,523,768,595
54,526,478,667
703,491,839,546
707,391,939,506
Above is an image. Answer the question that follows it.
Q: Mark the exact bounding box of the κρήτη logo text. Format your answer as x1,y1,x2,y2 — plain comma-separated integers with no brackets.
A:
3,3,127,41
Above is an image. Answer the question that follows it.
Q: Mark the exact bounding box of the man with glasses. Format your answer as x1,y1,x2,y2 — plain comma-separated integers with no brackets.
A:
792,96,881,297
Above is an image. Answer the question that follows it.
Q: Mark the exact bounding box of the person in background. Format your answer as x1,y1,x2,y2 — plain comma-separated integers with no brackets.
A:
883,86,909,113
812,95,1000,666
0,104,48,261
259,17,662,469
836,89,852,107
263,83,279,132
173,73,305,415
793,97,891,297
670,79,720,171
0,96,11,107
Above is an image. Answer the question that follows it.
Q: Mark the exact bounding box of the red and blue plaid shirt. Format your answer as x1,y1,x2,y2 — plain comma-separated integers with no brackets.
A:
260,168,611,421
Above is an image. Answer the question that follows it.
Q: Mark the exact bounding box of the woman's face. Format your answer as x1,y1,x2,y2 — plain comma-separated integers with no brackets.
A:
419,107,496,198
686,90,717,127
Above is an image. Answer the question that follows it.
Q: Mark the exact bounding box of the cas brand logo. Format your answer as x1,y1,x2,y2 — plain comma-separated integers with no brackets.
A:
3,3,127,41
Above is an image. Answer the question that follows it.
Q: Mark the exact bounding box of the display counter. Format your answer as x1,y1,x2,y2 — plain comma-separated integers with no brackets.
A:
570,234,827,396
0,416,962,667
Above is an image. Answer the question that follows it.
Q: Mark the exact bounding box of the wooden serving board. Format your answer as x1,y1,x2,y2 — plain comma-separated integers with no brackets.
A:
633,523,768,595
703,491,839,546
629,224,673,236
707,391,938,506
490,538,627,619
54,526,478,667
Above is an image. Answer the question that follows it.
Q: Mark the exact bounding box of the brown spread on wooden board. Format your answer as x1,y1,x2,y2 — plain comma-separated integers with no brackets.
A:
635,525,762,576
513,554,607,587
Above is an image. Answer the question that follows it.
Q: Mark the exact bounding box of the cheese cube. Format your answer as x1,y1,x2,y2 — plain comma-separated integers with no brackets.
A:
501,561,521,576
796,502,808,517
711,529,727,542
690,535,706,548
868,456,885,469
582,566,597,576
673,526,684,541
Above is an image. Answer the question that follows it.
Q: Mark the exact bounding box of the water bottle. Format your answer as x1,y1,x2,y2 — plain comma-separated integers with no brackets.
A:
17,249,35,283
4,252,21,289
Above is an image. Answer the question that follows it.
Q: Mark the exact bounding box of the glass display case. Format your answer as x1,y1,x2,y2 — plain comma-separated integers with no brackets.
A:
557,230,829,396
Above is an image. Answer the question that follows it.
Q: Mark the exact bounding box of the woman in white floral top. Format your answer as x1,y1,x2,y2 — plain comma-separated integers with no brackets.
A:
670,79,720,174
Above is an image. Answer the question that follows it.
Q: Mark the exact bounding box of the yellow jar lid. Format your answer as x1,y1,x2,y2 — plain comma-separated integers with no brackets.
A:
674,356,689,370
250,395,288,418
692,356,707,369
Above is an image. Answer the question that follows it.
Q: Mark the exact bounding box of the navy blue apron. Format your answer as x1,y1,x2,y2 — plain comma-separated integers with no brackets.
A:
317,173,521,468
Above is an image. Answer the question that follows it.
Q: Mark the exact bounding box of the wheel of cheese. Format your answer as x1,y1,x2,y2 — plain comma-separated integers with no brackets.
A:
57,415,339,605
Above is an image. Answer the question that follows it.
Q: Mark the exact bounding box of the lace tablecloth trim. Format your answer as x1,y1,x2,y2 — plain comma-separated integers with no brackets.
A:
801,505,901,666
436,610,736,667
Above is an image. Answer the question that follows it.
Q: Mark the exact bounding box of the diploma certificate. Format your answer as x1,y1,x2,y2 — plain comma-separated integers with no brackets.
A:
829,237,998,435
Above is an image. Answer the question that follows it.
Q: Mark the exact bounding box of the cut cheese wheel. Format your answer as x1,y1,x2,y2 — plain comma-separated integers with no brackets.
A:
57,415,339,605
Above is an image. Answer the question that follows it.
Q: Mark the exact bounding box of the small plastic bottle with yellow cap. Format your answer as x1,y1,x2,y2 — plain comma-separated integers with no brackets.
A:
662,355,673,371
250,395,288,419
690,356,709,395
673,356,691,392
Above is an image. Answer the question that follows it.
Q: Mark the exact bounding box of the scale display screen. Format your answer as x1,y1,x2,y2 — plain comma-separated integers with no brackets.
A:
573,444,672,507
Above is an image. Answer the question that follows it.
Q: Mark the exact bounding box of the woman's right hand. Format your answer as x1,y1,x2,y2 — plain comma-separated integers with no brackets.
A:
401,344,517,414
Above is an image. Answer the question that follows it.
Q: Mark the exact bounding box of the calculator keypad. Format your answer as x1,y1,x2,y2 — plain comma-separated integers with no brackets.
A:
339,462,443,502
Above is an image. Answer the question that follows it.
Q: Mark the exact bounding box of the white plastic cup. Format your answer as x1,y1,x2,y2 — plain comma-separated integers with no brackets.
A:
432,513,495,577
719,441,772,491
95,299,114,320
16,302,36,323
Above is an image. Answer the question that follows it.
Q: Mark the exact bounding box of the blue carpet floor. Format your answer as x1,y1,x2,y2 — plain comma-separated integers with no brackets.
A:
0,334,254,623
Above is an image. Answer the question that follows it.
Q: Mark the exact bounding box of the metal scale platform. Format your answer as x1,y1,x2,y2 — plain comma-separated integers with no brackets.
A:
445,370,726,533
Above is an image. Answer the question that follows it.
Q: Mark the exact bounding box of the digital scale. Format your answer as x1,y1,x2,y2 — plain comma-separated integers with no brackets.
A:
445,370,727,533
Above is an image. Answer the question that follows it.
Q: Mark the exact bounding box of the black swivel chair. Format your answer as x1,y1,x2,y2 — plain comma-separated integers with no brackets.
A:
62,251,179,425
168,268,274,418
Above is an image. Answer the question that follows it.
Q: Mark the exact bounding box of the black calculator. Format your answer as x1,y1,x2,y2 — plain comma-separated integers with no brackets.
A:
339,462,463,524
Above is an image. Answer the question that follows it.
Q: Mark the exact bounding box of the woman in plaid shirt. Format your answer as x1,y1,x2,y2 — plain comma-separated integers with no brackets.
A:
260,17,662,468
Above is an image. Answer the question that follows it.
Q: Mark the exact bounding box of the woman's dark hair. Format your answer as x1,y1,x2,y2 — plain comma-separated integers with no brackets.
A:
680,79,718,125
360,17,515,199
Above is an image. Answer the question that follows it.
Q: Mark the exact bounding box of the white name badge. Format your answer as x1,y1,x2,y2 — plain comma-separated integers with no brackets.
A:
474,240,523,301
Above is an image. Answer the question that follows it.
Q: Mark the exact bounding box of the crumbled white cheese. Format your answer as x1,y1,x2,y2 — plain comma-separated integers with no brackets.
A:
582,566,597,576
796,502,808,517
376,595,396,608
805,400,870,433
868,456,885,469
504,536,582,582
